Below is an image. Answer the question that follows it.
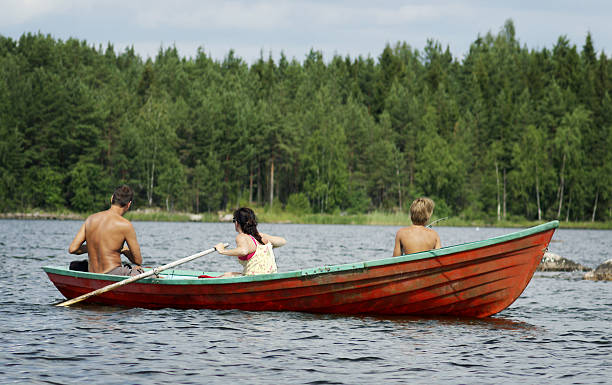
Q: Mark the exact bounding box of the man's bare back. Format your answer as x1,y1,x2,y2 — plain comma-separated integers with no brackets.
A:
393,225,441,256
69,188,142,274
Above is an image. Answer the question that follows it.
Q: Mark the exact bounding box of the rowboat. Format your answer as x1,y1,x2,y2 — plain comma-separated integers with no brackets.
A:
44,221,558,317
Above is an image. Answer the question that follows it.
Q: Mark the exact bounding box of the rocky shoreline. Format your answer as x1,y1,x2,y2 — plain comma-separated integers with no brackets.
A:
0,212,83,220
537,252,612,281
0,210,236,223
537,252,591,272
584,259,612,281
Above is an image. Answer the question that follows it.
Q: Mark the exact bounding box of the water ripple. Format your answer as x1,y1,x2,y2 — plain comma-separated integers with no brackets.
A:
1,220,611,385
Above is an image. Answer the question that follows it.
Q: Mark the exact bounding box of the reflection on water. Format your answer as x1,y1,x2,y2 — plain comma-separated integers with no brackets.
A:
364,313,540,332
0,219,610,384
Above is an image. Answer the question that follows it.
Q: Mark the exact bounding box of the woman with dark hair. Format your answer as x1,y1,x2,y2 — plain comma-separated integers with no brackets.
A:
215,207,286,277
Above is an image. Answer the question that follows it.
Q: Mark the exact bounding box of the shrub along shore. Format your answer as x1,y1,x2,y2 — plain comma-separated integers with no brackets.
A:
1,209,611,229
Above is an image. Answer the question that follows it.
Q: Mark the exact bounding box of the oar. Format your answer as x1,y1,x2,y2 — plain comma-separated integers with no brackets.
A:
56,244,228,307
427,217,449,228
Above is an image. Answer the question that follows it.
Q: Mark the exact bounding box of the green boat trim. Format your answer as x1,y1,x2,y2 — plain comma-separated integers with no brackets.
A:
43,220,559,285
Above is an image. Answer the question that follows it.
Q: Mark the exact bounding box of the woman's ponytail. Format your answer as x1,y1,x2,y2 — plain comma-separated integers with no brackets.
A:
233,207,263,244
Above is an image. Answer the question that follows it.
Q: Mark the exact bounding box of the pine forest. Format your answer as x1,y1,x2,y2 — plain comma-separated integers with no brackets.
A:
1,20,611,223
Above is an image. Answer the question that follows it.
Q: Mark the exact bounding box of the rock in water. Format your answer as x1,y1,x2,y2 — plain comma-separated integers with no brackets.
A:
219,213,233,222
537,252,591,272
189,214,202,222
584,259,612,281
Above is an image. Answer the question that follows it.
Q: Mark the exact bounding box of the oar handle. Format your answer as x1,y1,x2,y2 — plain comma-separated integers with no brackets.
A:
427,217,449,228
56,243,228,307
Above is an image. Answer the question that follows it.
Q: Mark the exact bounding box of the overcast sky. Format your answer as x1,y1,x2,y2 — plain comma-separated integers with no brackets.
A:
1,0,610,64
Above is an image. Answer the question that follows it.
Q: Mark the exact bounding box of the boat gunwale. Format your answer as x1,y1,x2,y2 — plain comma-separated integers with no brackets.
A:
43,220,558,285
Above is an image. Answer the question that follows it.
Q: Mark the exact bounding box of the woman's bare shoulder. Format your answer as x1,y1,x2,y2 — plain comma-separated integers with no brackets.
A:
236,233,250,241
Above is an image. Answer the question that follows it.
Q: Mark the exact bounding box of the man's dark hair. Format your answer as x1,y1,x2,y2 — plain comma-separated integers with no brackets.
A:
111,185,134,207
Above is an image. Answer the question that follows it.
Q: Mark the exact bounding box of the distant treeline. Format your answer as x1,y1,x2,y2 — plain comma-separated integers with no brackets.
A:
1,20,611,221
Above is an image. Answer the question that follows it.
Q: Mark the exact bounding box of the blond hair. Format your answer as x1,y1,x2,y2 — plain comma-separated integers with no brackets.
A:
410,197,435,225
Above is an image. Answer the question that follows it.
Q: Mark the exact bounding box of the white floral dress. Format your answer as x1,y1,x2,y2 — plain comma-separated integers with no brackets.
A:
237,236,278,275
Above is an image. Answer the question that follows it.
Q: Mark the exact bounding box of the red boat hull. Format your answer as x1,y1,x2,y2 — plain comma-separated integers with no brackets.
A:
44,222,557,317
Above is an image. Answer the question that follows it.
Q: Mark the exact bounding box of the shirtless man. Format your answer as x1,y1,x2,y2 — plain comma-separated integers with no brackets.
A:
69,185,144,276
393,197,441,256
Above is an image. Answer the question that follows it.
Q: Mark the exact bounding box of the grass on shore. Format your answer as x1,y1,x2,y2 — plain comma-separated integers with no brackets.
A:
2,208,611,229
130,208,612,229
257,211,612,229
124,211,218,222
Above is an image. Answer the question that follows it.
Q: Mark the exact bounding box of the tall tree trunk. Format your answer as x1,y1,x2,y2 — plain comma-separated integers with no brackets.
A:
269,156,275,207
325,189,329,213
557,153,566,219
147,137,156,206
148,160,155,206
276,169,280,205
148,110,160,207
107,126,112,175
495,161,501,221
223,154,229,209
535,173,541,221
256,163,262,206
565,191,572,222
249,169,253,204
503,167,507,220
193,175,199,213
409,159,414,186
397,164,402,210
591,189,599,222
195,187,199,213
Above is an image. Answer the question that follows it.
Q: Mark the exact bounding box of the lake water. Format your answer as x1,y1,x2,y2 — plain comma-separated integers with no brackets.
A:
1,219,610,384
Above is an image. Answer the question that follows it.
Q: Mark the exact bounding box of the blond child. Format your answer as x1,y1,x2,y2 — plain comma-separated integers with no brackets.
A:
393,197,441,256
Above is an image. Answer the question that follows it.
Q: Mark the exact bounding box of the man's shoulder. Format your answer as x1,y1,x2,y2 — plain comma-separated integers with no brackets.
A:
114,215,133,228
85,210,106,224
89,210,132,227
86,211,102,219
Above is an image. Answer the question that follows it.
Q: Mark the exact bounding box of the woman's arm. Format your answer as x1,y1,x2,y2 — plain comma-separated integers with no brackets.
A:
215,234,255,256
260,233,286,248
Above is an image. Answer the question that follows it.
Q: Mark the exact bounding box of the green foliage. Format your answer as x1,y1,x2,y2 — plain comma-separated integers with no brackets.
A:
25,167,65,210
0,25,611,222
345,187,371,214
285,193,311,214
68,161,111,212
158,156,187,211
192,157,223,213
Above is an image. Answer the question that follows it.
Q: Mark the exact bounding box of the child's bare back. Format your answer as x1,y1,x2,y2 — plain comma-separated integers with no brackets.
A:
393,225,441,256
393,197,442,256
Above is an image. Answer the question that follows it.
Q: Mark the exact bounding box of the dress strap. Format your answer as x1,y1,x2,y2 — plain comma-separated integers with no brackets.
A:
238,235,258,261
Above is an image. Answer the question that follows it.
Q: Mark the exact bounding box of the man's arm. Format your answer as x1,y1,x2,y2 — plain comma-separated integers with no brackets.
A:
69,223,88,255
123,223,143,265
392,231,403,257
